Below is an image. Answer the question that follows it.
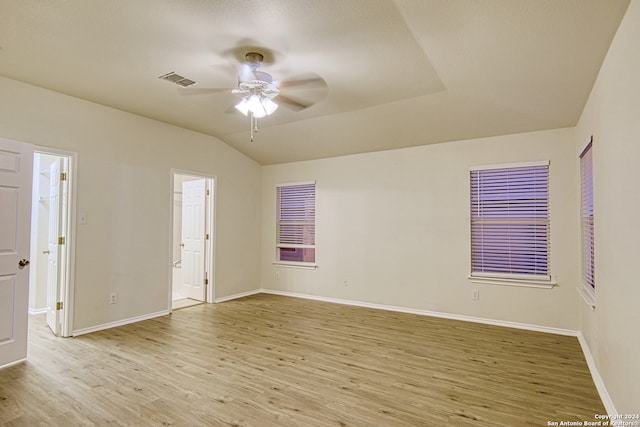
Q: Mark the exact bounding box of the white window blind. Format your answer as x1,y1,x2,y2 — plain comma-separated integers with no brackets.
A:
470,162,550,280
580,142,595,290
276,182,315,264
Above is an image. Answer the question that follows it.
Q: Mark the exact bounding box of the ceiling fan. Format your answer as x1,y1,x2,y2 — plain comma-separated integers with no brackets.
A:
179,50,327,142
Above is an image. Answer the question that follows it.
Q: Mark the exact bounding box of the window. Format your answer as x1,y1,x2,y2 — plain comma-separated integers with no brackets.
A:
580,141,595,291
470,161,550,282
276,181,316,266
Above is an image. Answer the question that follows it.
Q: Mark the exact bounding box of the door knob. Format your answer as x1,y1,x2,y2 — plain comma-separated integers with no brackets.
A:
42,250,50,254
18,259,30,269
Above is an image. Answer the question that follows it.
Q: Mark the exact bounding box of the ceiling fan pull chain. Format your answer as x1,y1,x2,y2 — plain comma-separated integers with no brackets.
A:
250,113,255,142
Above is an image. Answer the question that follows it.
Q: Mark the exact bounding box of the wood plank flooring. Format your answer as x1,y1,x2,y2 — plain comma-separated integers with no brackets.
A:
0,294,605,426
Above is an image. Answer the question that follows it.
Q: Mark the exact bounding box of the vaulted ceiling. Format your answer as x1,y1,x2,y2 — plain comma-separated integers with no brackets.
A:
0,0,630,164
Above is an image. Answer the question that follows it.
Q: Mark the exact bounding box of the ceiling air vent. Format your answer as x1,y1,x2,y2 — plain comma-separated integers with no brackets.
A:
158,72,196,87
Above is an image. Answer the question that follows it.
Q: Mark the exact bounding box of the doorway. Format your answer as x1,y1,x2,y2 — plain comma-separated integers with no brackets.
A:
170,171,215,310
28,149,75,337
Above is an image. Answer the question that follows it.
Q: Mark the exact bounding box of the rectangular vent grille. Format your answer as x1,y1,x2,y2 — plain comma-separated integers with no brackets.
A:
158,72,197,87
176,78,196,87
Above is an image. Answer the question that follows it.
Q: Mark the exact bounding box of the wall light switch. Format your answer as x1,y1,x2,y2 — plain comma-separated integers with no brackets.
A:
79,213,88,225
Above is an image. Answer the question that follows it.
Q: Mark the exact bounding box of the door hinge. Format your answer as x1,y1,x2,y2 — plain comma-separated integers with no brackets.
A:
56,301,63,310
60,172,67,181
204,278,208,285
205,233,209,240
58,236,65,245
206,189,210,196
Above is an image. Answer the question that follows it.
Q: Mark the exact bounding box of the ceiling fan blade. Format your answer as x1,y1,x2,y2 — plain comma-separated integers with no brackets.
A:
224,104,240,114
276,95,312,111
178,87,233,96
238,64,257,83
278,75,327,90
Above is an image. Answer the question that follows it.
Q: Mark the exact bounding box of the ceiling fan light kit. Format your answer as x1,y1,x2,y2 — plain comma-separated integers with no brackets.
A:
232,81,280,141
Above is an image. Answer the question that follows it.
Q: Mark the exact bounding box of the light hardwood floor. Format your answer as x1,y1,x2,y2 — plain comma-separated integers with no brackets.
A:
1,294,604,426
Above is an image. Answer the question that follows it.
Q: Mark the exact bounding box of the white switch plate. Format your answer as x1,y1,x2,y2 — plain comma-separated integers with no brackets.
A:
79,213,88,224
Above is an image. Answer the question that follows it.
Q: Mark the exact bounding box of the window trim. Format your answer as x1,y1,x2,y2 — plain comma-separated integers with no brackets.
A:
274,180,317,268
272,260,318,269
469,160,552,287
469,274,556,289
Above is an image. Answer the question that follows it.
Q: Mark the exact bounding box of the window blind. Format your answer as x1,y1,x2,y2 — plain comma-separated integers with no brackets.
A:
580,143,595,290
470,162,550,280
276,182,315,263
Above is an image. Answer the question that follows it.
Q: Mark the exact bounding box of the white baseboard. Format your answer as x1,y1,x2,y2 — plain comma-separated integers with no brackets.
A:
577,332,617,416
28,307,48,315
67,287,577,341
214,289,261,303
72,310,170,337
260,289,579,337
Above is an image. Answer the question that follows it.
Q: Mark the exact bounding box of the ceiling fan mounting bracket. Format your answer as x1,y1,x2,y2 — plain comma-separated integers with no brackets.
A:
245,52,264,64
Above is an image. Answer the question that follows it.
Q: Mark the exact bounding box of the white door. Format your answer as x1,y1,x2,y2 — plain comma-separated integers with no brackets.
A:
0,138,33,367
181,179,206,301
45,160,64,335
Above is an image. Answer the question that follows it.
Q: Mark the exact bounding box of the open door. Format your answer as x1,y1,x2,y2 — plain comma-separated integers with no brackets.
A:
181,179,207,301
45,159,67,335
0,138,33,367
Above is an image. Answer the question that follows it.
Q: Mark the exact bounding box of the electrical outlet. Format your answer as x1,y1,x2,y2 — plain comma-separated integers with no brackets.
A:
472,289,480,300
343,280,348,287
109,292,118,304
275,271,280,281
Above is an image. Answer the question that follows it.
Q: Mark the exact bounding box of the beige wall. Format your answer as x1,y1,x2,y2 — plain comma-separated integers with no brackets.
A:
0,76,262,331
575,0,640,413
262,127,580,330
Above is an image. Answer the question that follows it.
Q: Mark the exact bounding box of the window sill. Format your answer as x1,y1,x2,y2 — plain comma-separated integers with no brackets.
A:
577,286,596,309
273,261,318,270
468,275,557,289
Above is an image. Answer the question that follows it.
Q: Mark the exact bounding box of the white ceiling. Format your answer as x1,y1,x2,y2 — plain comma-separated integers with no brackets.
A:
0,0,630,165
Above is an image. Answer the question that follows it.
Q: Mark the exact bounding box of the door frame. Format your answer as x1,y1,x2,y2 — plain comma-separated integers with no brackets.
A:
32,147,77,338
169,169,216,309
